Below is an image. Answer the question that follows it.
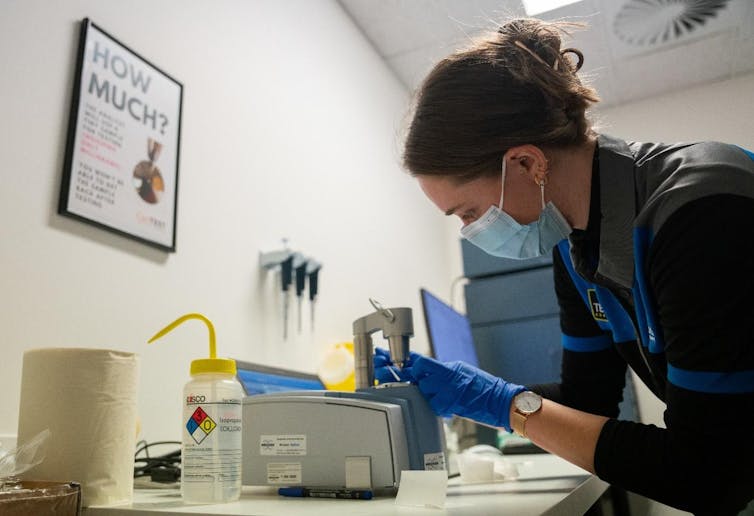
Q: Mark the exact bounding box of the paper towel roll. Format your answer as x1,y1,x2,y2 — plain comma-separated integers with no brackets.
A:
17,348,139,507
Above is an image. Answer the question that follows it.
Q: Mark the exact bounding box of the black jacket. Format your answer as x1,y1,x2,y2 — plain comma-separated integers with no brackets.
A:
530,134,754,515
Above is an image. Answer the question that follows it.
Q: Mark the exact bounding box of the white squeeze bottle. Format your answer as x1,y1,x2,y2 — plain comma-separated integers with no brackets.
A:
149,313,244,504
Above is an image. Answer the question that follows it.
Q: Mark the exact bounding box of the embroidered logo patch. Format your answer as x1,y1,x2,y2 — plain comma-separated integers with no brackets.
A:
588,289,608,322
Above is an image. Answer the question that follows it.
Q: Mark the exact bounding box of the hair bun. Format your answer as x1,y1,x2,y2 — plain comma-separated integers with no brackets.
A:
560,48,584,72
402,17,599,180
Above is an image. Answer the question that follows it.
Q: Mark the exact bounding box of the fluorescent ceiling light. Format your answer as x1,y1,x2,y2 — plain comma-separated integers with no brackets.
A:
522,0,581,15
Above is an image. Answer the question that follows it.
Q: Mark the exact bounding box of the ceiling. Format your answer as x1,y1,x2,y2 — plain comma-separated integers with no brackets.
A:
338,0,754,108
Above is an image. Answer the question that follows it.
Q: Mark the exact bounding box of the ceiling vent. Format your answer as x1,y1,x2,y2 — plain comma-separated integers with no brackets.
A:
612,0,731,47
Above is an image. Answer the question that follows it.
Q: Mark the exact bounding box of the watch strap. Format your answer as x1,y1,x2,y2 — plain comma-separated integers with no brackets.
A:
510,409,529,437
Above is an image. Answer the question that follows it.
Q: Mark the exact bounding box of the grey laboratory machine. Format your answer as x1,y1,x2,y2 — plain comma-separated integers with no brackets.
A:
242,299,446,491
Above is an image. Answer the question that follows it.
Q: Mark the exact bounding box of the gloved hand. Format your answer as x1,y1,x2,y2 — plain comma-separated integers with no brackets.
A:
409,355,526,432
373,347,420,384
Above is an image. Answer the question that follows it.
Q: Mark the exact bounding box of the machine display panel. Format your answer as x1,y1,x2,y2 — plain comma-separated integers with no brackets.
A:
235,360,324,395
420,288,479,367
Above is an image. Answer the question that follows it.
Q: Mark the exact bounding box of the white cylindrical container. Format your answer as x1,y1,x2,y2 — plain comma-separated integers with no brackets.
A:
17,348,139,507
182,368,244,504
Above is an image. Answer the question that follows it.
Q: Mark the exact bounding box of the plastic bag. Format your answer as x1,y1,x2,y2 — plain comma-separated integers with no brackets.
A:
0,429,51,490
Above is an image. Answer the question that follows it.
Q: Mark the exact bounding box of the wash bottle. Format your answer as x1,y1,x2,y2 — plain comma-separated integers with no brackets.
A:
149,313,243,503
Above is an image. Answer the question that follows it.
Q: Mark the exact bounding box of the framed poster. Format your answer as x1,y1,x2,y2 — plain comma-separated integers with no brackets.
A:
59,18,183,252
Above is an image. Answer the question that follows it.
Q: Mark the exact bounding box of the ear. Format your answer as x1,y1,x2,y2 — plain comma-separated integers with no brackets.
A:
506,145,549,185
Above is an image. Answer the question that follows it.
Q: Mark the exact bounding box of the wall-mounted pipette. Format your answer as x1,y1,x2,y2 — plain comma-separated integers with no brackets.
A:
306,259,321,331
259,245,294,340
293,253,307,334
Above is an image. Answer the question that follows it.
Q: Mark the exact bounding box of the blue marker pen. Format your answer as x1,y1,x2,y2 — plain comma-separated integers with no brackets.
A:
278,487,373,500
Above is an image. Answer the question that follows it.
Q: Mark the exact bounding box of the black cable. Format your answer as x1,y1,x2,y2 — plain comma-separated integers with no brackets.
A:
134,441,181,482
135,440,181,457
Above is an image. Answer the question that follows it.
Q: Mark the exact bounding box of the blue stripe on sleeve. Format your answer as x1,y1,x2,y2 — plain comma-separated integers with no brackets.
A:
562,333,614,352
556,240,593,309
633,226,665,354
667,364,754,394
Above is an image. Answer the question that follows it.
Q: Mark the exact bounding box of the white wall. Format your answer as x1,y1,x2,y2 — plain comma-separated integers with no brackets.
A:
595,73,754,146
0,0,460,445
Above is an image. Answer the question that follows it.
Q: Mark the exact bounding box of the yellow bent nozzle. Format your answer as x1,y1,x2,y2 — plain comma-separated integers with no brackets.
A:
148,312,236,375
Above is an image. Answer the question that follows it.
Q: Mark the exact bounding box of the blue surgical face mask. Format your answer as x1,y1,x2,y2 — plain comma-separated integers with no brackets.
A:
460,155,571,260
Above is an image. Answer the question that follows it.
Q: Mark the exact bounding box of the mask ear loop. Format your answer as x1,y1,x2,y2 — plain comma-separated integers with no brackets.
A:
498,156,507,210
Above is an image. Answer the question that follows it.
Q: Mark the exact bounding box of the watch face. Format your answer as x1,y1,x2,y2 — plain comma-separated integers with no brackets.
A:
515,391,542,414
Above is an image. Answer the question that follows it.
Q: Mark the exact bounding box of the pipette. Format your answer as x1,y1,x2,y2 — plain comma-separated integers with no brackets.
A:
281,255,293,340
293,254,307,334
259,247,295,340
306,260,321,331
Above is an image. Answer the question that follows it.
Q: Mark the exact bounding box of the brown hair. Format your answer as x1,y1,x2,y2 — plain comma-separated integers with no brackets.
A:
403,18,599,182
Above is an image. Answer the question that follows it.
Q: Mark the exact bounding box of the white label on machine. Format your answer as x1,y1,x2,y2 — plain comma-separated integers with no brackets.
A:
424,452,446,471
266,463,302,484
260,434,307,456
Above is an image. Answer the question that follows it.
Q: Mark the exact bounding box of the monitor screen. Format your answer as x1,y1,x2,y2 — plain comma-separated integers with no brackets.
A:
420,288,479,367
235,360,324,396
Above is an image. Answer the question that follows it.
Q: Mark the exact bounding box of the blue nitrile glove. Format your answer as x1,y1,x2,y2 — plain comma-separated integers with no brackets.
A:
373,347,420,384
409,355,526,432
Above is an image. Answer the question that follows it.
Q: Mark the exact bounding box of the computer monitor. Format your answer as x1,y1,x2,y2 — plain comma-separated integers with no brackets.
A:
235,360,324,396
420,288,479,367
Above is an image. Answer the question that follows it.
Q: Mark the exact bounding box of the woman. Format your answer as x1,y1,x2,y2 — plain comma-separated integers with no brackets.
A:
376,18,754,515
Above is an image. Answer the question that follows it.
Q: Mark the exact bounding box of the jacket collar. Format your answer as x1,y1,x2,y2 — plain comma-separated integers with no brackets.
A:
593,134,637,289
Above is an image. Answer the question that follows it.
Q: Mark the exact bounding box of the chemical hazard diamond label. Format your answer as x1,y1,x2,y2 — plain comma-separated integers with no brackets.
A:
186,407,216,444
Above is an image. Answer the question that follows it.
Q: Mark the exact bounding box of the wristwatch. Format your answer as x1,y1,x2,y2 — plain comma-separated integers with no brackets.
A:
510,391,542,438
